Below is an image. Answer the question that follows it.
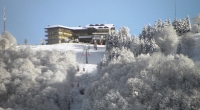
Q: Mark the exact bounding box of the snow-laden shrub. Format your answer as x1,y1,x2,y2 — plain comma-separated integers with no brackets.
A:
82,52,200,110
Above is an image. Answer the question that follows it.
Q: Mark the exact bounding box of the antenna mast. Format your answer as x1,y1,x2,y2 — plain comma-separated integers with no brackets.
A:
175,0,176,19
3,7,6,32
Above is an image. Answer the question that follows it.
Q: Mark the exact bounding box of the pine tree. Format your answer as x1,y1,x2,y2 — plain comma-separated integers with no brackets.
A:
172,16,191,36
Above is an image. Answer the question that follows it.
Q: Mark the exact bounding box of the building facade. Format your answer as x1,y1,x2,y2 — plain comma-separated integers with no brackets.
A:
45,24,115,44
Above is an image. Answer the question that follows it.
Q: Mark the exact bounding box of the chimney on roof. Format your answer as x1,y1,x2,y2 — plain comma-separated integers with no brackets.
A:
48,24,50,27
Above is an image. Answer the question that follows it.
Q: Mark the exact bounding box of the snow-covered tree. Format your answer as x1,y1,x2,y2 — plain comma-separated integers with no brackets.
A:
172,16,191,36
106,26,131,51
154,26,179,55
106,35,121,51
138,24,161,55
95,17,196,109
0,32,77,110
191,14,200,33
130,35,141,57
180,32,196,57
100,26,133,69
0,32,17,52
98,47,134,70
83,53,200,110
134,17,192,56
116,26,131,48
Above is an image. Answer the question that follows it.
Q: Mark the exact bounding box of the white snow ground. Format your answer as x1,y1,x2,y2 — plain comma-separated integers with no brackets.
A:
30,43,105,64
24,43,105,110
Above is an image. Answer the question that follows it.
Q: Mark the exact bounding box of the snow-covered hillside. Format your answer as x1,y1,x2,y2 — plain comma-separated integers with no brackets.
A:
1,27,200,110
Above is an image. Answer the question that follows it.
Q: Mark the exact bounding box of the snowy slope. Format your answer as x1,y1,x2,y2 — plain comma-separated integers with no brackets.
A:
29,43,105,64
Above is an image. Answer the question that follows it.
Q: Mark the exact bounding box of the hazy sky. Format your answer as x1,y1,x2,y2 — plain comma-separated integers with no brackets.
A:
0,0,200,44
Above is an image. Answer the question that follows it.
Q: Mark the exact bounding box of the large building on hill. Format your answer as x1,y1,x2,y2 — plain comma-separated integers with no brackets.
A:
44,24,115,45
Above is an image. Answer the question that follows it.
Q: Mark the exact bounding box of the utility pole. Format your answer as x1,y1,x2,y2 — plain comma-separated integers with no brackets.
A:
82,45,90,64
3,7,6,32
86,49,88,64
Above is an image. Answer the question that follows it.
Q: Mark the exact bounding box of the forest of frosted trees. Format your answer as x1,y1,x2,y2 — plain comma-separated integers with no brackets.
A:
0,32,77,109
82,16,200,110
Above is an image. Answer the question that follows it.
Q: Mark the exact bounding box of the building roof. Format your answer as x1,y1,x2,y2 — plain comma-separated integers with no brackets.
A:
44,25,85,30
85,24,115,29
45,24,115,30
44,25,72,29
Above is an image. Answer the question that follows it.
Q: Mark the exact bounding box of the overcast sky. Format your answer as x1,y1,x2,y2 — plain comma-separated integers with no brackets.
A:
0,0,200,44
